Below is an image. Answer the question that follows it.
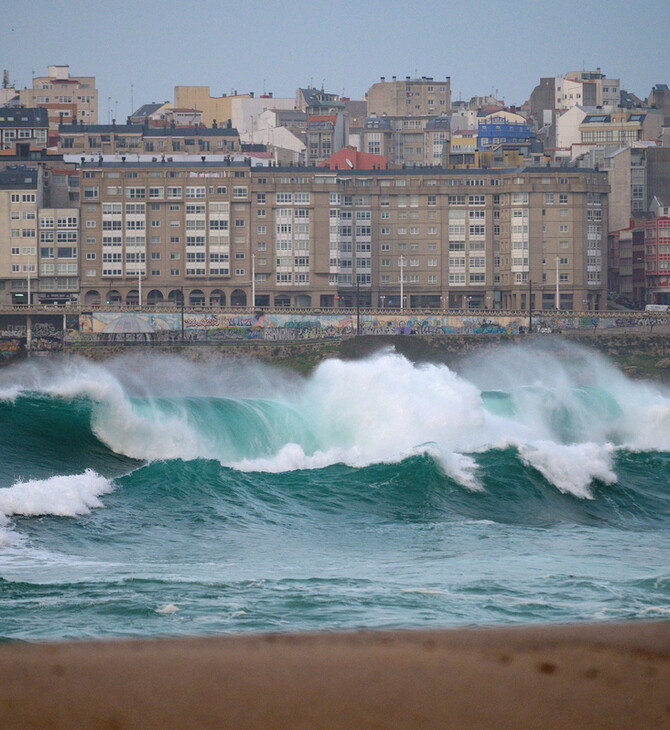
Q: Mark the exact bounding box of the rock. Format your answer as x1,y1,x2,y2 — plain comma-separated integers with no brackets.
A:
656,358,670,369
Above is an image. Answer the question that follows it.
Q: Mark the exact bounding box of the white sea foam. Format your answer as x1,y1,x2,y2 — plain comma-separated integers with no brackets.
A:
156,603,180,614
0,469,113,547
0,469,113,518
517,442,616,499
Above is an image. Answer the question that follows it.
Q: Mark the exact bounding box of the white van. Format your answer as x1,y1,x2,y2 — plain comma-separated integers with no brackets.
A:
645,304,670,312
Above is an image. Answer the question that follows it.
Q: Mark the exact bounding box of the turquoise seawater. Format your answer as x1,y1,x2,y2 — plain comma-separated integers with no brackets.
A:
1,341,669,641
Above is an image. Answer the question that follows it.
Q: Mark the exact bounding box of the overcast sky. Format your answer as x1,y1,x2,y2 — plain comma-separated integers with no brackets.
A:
3,0,668,120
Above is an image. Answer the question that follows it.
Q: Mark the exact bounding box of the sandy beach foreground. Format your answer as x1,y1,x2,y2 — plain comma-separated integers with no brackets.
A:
1,621,669,729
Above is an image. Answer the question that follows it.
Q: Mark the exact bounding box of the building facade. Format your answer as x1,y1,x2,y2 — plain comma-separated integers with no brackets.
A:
367,77,451,117
0,108,49,150
19,65,98,129
0,167,42,304
74,160,608,311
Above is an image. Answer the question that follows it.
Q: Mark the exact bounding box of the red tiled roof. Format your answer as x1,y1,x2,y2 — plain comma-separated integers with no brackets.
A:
319,147,388,170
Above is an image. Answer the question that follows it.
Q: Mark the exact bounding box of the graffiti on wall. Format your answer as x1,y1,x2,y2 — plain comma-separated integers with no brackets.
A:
55,309,670,344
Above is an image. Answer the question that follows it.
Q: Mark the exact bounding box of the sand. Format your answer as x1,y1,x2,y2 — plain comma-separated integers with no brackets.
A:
1,621,669,729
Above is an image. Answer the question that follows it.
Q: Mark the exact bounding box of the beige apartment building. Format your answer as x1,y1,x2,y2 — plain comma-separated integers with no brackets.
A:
173,87,251,128
0,167,42,304
19,65,98,129
362,115,451,166
367,76,452,117
75,159,608,311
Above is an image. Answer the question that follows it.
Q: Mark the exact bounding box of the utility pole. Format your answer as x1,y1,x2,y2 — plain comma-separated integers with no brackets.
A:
356,276,361,334
251,253,256,308
180,286,185,341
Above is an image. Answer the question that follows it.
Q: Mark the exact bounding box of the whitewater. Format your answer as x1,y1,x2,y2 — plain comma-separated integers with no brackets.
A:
1,340,669,641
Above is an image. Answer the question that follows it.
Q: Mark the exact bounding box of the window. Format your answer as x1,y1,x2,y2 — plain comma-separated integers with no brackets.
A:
185,186,206,199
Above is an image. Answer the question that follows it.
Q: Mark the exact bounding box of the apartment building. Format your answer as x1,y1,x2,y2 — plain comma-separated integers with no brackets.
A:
644,196,670,305
19,65,98,129
0,167,42,304
578,110,663,149
77,160,254,307
0,108,49,150
361,115,452,166
305,114,348,164
75,159,608,311
367,76,451,117
36,207,79,304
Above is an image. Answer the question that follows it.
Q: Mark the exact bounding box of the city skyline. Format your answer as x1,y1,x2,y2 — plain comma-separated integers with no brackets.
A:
3,0,669,119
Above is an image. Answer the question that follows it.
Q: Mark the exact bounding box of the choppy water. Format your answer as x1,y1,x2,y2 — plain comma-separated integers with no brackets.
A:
1,341,669,641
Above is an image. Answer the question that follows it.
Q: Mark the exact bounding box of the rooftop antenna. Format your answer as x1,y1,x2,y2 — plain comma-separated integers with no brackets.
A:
130,84,134,114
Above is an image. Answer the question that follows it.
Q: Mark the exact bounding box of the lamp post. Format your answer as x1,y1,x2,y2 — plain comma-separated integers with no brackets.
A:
399,255,405,311
180,286,185,341
528,277,533,333
555,256,560,310
355,276,361,334
251,253,256,309
380,294,385,309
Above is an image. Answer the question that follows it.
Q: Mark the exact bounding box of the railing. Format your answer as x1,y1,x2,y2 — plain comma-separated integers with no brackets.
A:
0,303,648,318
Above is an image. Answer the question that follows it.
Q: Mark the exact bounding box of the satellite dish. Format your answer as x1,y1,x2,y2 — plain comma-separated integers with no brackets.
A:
346,158,354,168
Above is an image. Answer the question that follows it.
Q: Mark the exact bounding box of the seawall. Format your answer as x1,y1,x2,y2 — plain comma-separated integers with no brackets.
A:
59,331,670,380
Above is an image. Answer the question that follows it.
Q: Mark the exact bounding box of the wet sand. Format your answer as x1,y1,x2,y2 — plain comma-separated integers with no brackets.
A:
2,621,669,729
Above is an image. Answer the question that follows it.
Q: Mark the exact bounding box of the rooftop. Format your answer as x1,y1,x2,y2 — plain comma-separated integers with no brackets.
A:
58,123,239,137
0,108,49,127
0,167,38,188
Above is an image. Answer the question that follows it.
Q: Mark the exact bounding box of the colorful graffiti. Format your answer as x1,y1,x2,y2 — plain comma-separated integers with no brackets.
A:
0,308,654,348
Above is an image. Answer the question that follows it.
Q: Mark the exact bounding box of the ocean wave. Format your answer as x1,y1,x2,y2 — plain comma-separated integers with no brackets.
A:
2,344,670,498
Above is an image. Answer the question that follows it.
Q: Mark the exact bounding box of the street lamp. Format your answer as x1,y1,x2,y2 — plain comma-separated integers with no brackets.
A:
399,255,405,311
380,295,385,309
252,253,256,308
